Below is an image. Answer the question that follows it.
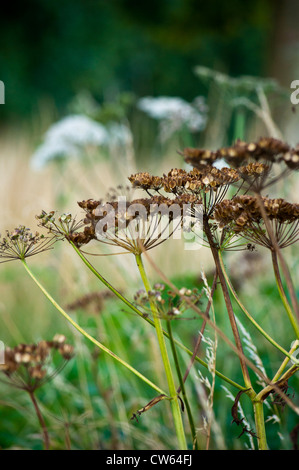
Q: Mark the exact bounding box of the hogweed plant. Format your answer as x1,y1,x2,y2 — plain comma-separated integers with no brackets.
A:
1,136,299,450
0,335,74,450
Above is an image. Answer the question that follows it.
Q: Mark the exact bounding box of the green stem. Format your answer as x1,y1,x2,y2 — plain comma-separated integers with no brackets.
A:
219,251,299,362
272,340,299,382
271,250,299,339
71,242,244,390
166,320,198,449
253,401,268,450
21,259,166,396
255,341,299,402
135,253,187,450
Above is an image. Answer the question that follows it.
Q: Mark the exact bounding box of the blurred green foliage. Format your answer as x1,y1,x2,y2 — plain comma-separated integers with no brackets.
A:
0,0,276,122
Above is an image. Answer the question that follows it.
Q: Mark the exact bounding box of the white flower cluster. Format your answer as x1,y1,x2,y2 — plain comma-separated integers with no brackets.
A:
137,96,207,142
31,115,133,170
31,115,109,170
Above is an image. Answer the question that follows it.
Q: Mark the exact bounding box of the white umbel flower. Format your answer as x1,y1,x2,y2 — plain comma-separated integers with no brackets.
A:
137,96,207,142
31,115,109,170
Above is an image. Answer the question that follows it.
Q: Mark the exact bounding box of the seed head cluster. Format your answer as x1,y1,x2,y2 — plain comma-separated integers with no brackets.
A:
214,196,299,249
134,283,202,320
129,166,238,216
0,335,74,390
129,167,239,195
76,194,198,254
0,226,55,263
183,137,299,170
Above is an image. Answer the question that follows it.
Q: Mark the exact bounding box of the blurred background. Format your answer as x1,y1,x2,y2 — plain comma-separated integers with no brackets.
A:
0,0,298,450
0,0,299,222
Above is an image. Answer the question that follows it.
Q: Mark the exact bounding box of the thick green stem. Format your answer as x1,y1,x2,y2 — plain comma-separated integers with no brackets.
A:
135,253,187,450
166,320,198,449
271,250,299,339
253,400,268,450
21,259,166,396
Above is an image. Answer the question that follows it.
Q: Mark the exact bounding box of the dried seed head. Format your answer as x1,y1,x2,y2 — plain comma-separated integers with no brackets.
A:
182,148,218,168
129,165,242,219
182,138,298,190
0,336,74,391
76,194,199,255
0,226,56,263
37,210,85,242
216,138,290,167
283,146,299,170
128,172,163,191
214,196,299,249
134,285,202,321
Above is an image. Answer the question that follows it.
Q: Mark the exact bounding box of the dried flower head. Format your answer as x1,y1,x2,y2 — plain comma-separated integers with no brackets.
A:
0,226,55,263
182,138,299,191
216,138,290,167
37,211,84,238
283,145,299,170
0,336,74,391
134,283,202,320
130,166,238,217
128,172,163,192
182,148,218,169
36,210,93,247
236,162,272,192
76,194,198,255
214,196,299,249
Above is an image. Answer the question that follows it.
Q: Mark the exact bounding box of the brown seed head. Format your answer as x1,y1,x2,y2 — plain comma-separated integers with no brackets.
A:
128,172,163,191
214,195,299,248
0,336,74,389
